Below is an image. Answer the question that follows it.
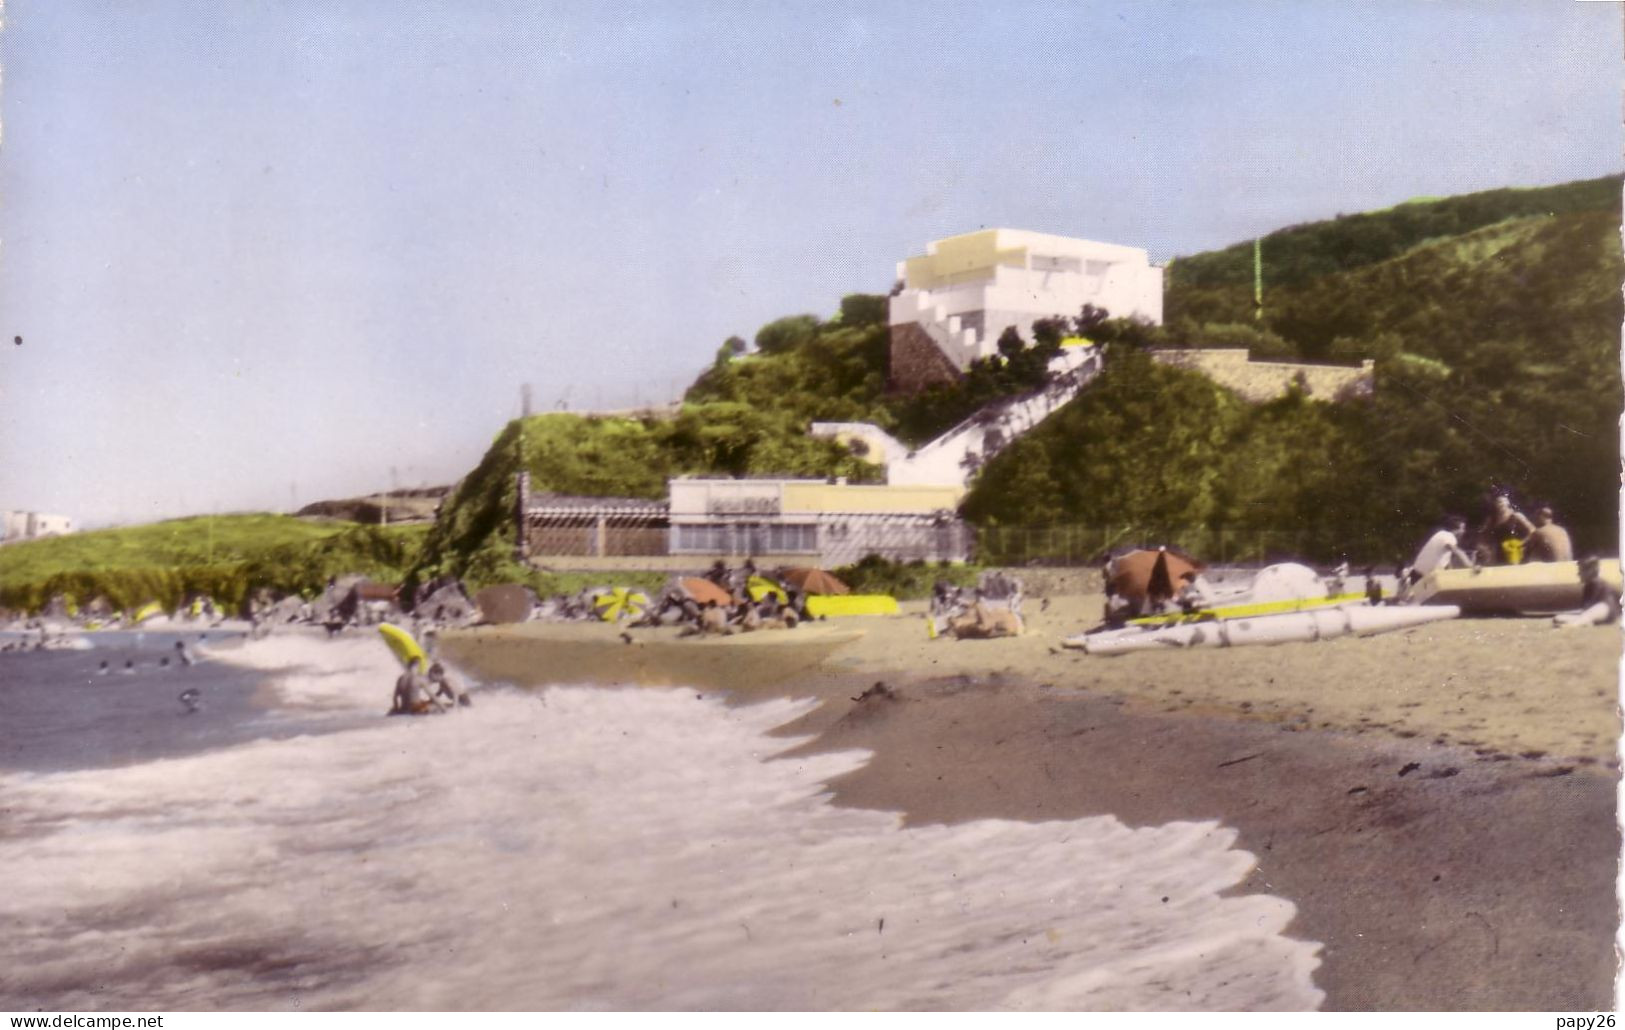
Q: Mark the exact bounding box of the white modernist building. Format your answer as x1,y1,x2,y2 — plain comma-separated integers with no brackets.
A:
1,511,73,542
888,228,1162,391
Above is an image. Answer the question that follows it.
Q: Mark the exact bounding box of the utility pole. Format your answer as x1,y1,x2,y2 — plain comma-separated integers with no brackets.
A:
1254,238,1264,320
521,383,533,418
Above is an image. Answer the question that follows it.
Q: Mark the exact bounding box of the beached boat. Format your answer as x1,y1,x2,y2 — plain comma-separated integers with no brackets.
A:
1063,603,1460,655
1406,560,1621,615
1125,562,1370,626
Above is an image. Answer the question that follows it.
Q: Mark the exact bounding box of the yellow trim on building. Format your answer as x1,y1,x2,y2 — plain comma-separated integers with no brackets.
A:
779,482,964,514
903,230,1028,291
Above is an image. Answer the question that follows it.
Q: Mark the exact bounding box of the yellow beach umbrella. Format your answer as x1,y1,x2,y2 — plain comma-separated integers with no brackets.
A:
132,601,164,624
593,588,649,622
378,623,428,670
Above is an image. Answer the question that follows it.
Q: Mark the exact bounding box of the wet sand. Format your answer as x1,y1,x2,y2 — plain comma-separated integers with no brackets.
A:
443,593,1622,1011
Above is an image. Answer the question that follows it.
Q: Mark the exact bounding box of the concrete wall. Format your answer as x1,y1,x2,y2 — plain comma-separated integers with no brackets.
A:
1149,349,1375,403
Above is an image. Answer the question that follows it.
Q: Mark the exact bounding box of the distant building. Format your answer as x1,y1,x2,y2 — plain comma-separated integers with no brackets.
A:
1,511,73,542
889,228,1163,392
668,478,970,566
514,475,972,566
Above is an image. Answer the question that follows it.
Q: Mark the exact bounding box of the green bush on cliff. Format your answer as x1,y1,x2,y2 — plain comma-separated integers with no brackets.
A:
0,517,428,614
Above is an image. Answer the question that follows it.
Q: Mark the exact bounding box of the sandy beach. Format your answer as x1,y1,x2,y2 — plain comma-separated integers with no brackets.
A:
444,590,1622,1011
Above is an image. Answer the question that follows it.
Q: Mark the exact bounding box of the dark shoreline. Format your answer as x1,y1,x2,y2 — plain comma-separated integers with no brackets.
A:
773,671,1618,1011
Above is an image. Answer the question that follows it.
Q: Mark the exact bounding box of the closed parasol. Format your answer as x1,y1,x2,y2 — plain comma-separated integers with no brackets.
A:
677,577,734,606
782,567,850,595
474,584,537,624
1107,548,1204,605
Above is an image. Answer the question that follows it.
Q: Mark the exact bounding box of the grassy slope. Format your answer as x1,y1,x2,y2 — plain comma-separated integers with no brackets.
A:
966,176,1623,562
0,515,428,613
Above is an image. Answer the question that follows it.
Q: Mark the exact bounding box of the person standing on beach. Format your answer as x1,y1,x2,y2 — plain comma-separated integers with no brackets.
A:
1524,507,1574,563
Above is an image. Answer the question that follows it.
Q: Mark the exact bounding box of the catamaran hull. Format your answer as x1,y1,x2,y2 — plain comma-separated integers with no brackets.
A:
1409,560,1621,614
1064,603,1460,655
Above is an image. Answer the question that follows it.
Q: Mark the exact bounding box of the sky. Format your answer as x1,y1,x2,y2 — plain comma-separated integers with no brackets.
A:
0,0,1620,528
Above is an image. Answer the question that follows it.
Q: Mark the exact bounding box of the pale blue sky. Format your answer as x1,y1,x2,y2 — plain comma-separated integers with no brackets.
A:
1,1,1619,527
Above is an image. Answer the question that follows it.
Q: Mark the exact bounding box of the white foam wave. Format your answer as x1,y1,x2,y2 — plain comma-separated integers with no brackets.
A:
2,637,1322,1010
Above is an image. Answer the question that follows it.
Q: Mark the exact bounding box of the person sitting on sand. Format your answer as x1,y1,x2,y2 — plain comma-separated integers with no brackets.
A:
1553,557,1621,628
681,600,732,637
427,661,472,707
947,601,1023,639
1524,507,1574,564
735,602,763,633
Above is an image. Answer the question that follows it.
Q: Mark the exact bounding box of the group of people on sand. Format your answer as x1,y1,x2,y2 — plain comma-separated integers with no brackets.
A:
1404,492,1577,580
635,559,814,637
930,572,1026,639
1401,490,1619,626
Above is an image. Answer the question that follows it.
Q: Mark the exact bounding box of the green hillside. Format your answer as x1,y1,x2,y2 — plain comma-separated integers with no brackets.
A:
1167,175,1618,300
967,175,1623,563
0,515,428,613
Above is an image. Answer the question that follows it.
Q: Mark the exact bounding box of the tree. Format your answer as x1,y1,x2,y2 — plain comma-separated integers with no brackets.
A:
754,314,821,355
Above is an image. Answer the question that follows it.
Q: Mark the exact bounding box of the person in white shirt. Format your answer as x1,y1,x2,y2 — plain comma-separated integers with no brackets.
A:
1401,516,1474,598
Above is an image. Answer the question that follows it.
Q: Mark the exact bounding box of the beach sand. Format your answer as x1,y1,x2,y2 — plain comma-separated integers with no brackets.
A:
443,593,1622,1011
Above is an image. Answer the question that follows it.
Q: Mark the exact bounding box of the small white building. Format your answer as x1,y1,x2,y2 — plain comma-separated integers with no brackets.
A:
889,228,1162,392
1,511,73,542
667,478,971,566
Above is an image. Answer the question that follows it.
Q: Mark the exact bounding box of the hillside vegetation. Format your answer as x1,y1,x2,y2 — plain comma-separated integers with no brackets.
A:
416,175,1620,575
0,516,428,613
19,176,1611,611
967,175,1623,563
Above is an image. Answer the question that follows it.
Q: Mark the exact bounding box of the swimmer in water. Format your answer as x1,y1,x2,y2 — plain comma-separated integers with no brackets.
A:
97,660,110,676
175,640,196,666
178,688,201,714
121,659,136,674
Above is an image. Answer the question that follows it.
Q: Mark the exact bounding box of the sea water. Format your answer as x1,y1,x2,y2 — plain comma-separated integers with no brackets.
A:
1,633,1324,1010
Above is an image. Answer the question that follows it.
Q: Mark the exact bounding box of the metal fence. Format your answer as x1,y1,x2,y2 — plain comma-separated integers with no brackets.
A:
524,523,670,558
523,516,1619,569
